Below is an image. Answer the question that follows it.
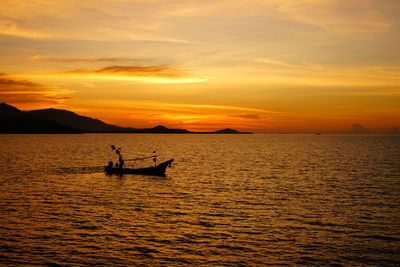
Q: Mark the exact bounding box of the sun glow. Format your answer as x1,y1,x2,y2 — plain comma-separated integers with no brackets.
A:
1,0,400,133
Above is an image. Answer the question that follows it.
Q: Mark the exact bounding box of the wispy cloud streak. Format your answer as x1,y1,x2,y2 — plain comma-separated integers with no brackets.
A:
28,55,137,63
0,73,72,107
27,65,206,84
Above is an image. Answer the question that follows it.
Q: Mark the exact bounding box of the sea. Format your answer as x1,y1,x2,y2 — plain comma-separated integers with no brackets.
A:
0,134,399,266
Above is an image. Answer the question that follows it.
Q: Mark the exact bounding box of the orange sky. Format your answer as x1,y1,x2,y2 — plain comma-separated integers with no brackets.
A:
1,0,399,133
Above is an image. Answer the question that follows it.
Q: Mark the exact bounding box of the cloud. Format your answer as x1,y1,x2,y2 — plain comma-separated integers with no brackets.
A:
28,55,137,63
0,18,48,39
232,114,262,119
0,73,72,107
389,127,400,134
0,0,395,45
0,1,193,43
274,0,392,36
30,65,206,84
94,65,187,78
82,99,278,132
256,58,322,70
351,123,368,134
158,103,279,114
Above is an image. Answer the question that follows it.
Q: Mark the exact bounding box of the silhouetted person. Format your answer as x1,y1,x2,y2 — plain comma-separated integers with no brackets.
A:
118,154,125,168
152,151,157,167
107,161,113,168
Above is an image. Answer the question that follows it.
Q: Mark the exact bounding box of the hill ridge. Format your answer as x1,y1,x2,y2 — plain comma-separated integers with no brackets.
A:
0,103,252,134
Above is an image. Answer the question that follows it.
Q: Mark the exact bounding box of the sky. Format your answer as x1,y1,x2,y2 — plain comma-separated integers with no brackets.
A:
1,0,399,133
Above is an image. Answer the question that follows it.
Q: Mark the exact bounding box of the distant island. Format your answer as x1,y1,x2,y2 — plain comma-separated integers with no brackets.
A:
0,103,252,134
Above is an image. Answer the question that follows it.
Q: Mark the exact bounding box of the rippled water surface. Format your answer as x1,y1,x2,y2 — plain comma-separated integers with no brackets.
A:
1,134,399,266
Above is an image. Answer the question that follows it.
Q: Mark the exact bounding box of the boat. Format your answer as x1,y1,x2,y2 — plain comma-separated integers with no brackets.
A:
105,145,173,176
105,159,174,176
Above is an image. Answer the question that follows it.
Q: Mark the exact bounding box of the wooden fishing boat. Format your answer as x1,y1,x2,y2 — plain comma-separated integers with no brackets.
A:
105,159,174,176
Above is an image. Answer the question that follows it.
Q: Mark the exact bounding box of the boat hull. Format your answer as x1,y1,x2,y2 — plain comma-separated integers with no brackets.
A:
105,159,174,176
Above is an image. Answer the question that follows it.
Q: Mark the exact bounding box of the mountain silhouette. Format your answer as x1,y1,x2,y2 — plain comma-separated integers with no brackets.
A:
28,108,132,133
0,103,21,118
0,103,79,133
136,125,190,133
0,103,252,134
213,128,251,134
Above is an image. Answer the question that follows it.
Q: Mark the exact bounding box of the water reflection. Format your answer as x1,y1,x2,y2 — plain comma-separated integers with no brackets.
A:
0,134,399,265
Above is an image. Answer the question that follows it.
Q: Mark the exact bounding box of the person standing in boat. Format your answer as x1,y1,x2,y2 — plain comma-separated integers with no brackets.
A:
119,155,125,169
111,145,125,169
152,151,157,167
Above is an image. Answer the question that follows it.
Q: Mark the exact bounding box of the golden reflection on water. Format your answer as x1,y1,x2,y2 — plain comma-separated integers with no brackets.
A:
0,134,399,265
